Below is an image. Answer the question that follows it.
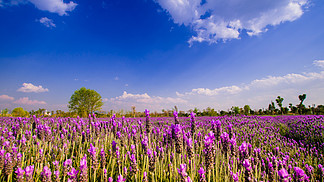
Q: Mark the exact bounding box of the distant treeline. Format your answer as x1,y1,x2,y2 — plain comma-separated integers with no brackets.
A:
1,94,324,118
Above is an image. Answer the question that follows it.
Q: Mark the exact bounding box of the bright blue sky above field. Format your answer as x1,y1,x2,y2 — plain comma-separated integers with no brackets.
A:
1,0,324,113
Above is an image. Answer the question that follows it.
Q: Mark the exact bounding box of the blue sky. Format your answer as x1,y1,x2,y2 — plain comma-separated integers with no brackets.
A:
0,0,324,112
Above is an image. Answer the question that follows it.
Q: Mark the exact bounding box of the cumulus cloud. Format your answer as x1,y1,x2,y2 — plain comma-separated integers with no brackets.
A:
39,17,56,28
313,60,324,69
13,97,46,105
184,86,243,96
1,0,77,15
106,91,187,111
155,0,309,45
17,83,49,93
112,91,187,104
29,0,77,15
0,95,14,101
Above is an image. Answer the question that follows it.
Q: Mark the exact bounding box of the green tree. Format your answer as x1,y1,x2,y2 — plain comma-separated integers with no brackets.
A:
298,94,306,114
268,101,275,115
243,105,251,115
231,106,240,115
68,87,103,118
1,108,9,116
276,96,284,115
12,107,28,117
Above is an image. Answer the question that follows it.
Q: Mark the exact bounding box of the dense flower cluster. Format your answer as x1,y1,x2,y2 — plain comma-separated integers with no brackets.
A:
0,114,322,181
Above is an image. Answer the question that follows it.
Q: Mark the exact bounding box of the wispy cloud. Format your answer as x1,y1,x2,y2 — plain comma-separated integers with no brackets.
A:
13,97,46,105
313,60,324,69
0,95,14,101
39,17,56,28
114,76,119,81
17,83,49,93
155,0,309,45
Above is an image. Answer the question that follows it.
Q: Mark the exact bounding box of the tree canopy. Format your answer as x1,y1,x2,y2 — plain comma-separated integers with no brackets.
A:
12,107,28,117
68,87,103,117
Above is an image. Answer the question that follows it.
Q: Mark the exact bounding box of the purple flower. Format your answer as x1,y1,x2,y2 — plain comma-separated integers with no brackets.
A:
186,138,193,148
54,170,60,179
41,166,52,182
278,168,289,181
243,159,251,171
204,136,213,148
144,109,149,116
63,159,72,167
88,143,96,156
80,156,87,170
143,171,148,182
117,175,126,182
53,161,59,166
198,167,206,181
239,141,248,153
67,167,78,179
15,167,24,177
147,148,153,158
131,144,136,153
198,167,205,176
294,167,306,180
186,176,192,182
130,154,136,163
178,164,188,177
230,171,240,182
25,165,34,177
108,177,113,182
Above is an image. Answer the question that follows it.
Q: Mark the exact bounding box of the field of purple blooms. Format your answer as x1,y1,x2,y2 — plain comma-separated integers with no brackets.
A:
0,111,324,182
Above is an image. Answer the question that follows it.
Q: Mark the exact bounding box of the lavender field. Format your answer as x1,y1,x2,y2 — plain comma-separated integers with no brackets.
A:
0,111,324,182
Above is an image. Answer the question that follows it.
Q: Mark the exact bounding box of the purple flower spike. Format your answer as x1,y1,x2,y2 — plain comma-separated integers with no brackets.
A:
278,168,289,182
117,175,126,182
173,110,178,117
67,167,79,180
198,167,205,176
243,159,251,171
198,167,206,181
15,167,25,178
88,143,96,156
143,171,148,182
294,167,306,181
144,109,150,116
186,176,192,182
108,177,113,182
178,163,188,180
41,166,52,182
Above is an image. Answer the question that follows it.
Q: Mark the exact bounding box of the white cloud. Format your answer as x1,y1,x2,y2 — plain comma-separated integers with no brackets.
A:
181,70,324,97
1,0,77,15
313,60,324,69
106,91,187,111
185,86,243,96
17,83,49,93
0,95,14,101
249,72,324,89
155,0,309,45
13,97,46,105
39,17,56,28
29,0,77,15
102,98,109,102
114,76,119,81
